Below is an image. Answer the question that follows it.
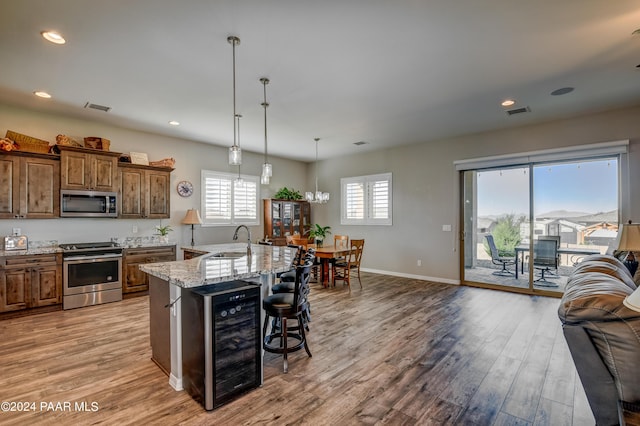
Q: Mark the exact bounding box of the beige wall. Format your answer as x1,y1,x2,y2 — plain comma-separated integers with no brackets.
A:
314,104,640,283
2,101,640,282
0,103,308,256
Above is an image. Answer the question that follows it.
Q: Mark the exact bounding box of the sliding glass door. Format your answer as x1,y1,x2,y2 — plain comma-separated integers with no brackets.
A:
462,156,619,295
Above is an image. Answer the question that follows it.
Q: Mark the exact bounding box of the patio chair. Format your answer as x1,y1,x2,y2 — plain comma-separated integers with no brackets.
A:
533,239,559,286
485,235,516,276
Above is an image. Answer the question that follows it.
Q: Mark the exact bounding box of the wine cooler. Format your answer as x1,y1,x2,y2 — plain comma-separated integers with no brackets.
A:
181,280,262,410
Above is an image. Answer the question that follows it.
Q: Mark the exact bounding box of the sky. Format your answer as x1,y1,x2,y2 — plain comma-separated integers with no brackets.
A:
475,158,618,217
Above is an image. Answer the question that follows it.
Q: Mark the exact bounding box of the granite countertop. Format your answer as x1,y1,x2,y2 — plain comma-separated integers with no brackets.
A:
0,240,60,257
0,237,176,257
140,243,297,288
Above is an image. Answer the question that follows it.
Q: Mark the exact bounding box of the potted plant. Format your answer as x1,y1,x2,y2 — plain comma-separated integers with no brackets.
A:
155,222,173,243
308,224,331,247
273,187,303,200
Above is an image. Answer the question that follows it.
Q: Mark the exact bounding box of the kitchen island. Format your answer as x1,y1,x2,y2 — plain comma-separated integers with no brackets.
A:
139,243,297,394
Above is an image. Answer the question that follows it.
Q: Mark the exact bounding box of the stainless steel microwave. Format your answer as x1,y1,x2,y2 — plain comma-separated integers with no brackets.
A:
60,190,118,218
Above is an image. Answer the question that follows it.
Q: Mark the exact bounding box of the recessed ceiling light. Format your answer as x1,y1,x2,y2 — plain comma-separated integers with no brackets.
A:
501,99,516,107
169,121,180,126
33,91,52,98
353,141,368,146
551,87,574,96
41,31,66,45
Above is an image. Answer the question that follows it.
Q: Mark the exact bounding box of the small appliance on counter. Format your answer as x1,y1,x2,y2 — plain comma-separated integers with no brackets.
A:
4,235,28,251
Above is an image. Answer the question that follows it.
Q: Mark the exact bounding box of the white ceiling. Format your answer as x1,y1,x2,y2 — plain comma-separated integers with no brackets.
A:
1,0,639,162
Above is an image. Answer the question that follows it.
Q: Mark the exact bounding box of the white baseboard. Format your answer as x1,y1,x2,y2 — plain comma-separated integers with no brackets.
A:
169,374,183,391
360,267,460,285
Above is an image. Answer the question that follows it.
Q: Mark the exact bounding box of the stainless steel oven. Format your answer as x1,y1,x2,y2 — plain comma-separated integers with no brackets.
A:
60,242,123,310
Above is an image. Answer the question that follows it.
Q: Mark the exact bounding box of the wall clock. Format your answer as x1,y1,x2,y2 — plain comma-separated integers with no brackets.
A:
177,180,193,197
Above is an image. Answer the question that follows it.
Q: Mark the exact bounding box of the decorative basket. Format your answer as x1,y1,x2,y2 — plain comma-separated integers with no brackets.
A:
5,130,51,154
149,157,176,168
84,137,111,151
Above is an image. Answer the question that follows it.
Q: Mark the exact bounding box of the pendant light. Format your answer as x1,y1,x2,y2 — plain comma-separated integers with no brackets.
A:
235,113,244,185
227,35,242,165
260,77,273,185
305,138,330,203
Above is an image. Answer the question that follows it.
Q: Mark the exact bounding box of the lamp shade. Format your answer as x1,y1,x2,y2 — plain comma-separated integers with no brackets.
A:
182,209,202,225
624,287,640,312
617,223,640,251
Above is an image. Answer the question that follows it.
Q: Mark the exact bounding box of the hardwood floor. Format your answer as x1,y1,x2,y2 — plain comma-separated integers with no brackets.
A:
0,272,594,425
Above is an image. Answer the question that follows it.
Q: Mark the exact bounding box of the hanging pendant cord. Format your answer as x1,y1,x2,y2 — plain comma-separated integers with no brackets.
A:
315,138,320,194
228,36,239,148
261,78,269,164
236,114,242,179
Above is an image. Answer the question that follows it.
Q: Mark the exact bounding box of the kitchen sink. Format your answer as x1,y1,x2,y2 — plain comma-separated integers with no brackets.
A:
209,251,246,259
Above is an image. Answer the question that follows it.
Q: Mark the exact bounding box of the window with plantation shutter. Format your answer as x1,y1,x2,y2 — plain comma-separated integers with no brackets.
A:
341,173,392,225
201,170,259,226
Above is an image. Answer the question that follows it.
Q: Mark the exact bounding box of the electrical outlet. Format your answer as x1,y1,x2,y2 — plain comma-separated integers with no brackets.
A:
442,224,452,232
132,225,138,234
12,228,21,236
417,259,422,267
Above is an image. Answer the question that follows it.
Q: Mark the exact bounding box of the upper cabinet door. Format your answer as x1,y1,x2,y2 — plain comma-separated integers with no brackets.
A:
119,166,144,218
0,155,20,218
59,146,119,192
146,169,170,218
0,153,59,219
21,156,60,218
60,150,90,190
92,155,118,192
118,164,172,219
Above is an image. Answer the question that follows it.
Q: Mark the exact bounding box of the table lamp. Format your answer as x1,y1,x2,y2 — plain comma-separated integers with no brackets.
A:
182,209,203,246
617,221,640,277
624,287,640,312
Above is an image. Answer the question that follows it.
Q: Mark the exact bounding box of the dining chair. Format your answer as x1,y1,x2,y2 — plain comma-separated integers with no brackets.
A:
291,235,311,249
290,236,319,281
334,234,349,249
333,239,364,289
331,234,349,270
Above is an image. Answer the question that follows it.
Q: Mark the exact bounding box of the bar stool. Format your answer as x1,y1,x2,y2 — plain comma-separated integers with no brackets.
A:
262,262,313,373
273,248,315,328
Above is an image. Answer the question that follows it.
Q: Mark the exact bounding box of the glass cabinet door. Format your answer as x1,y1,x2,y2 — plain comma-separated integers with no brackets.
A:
293,203,301,233
283,203,292,233
271,202,282,237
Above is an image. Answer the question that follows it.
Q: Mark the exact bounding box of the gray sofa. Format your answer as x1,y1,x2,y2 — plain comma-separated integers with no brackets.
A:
558,254,640,425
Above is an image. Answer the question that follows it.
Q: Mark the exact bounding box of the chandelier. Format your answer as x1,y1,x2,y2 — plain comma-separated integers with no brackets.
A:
227,36,242,166
260,77,273,185
305,138,329,203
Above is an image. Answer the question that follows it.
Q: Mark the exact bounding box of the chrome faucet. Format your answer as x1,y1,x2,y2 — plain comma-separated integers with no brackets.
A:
233,225,252,257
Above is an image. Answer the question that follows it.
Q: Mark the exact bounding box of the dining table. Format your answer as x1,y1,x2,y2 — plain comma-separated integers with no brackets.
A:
313,245,352,287
513,244,601,278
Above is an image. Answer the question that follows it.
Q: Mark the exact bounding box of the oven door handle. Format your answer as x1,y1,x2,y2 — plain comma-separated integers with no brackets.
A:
64,253,123,261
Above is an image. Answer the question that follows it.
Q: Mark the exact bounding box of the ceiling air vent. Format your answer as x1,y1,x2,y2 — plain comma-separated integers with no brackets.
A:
353,141,368,146
84,102,111,112
506,106,530,116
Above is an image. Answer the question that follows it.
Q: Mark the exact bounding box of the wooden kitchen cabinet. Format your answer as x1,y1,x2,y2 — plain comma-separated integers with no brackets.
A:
0,151,60,219
119,163,173,219
263,199,311,246
183,249,205,260
122,245,176,294
58,145,120,192
0,253,62,312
